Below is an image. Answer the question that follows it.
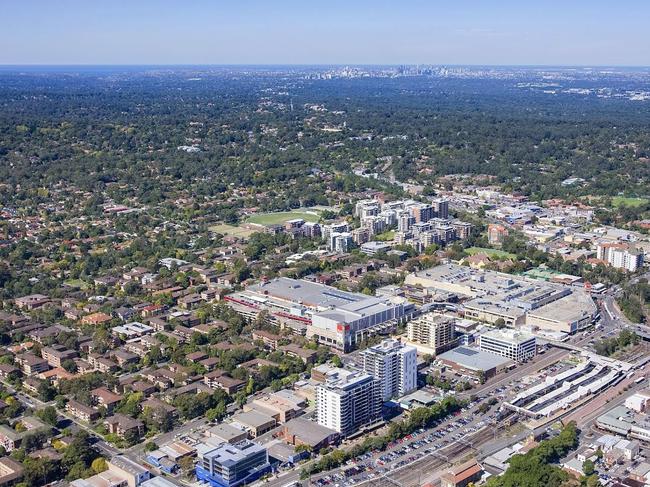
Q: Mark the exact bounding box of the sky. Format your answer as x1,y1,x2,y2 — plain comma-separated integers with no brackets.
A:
1,0,649,66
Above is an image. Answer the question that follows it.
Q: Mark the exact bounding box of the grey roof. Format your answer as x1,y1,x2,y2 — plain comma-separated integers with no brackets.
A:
109,455,150,475
248,277,364,308
232,410,276,429
197,440,266,468
282,417,338,447
438,346,512,372
206,423,248,442
141,477,179,487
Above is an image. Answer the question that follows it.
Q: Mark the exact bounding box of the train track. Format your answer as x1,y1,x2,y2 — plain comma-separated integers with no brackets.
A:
360,426,498,487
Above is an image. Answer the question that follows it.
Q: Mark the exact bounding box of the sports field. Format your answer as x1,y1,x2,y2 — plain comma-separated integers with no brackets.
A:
245,210,320,226
612,196,647,208
208,224,258,238
465,247,516,259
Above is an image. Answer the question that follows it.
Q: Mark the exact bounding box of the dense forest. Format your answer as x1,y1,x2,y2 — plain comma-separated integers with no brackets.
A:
1,67,649,209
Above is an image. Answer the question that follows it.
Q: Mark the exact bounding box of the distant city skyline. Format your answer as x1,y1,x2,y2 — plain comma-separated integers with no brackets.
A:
2,0,649,66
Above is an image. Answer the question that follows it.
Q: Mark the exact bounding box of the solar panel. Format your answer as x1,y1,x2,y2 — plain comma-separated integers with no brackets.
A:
455,348,478,356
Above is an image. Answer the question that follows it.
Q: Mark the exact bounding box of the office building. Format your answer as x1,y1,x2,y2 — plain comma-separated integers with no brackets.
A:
437,347,513,380
316,370,381,437
478,329,536,362
195,440,270,487
360,241,391,256
407,313,457,355
107,456,151,487
361,339,417,400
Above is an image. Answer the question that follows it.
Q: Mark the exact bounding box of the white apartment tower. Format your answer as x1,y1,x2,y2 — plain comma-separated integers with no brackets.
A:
316,370,382,437
361,339,417,401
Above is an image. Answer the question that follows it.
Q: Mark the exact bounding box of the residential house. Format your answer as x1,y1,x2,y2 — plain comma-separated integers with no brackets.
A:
81,313,113,326
14,294,49,311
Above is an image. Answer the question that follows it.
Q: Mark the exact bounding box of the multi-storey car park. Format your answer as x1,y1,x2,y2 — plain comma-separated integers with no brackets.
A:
404,263,598,335
225,277,415,351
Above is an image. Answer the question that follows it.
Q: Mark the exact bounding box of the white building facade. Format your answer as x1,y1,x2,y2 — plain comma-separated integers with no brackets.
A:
316,371,382,437
478,329,536,362
361,339,417,401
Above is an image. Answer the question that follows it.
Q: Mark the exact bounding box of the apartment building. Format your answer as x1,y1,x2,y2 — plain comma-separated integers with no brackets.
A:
597,242,644,272
407,313,457,355
488,224,509,246
361,339,417,401
41,345,77,367
14,353,49,375
316,370,382,437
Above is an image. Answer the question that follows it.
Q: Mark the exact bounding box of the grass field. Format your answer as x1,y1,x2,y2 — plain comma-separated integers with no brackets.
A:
64,279,89,290
612,196,648,208
373,230,396,242
245,210,320,226
465,247,516,259
208,224,258,238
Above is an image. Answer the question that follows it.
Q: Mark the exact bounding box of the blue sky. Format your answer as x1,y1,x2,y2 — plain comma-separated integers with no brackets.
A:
1,0,649,65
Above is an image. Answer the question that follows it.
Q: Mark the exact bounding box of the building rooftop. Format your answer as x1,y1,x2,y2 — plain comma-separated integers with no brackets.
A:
282,417,338,448
206,423,247,443
232,410,276,429
247,277,364,309
140,477,178,487
364,338,414,356
438,346,513,372
319,371,376,394
109,455,150,476
197,440,266,468
480,329,535,344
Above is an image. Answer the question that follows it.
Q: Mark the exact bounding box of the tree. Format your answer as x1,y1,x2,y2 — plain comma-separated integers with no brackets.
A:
178,456,194,472
582,459,595,477
91,457,107,473
37,381,57,402
36,406,58,427
61,359,78,373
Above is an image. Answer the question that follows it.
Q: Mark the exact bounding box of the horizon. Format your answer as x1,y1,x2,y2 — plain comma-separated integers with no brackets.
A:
1,63,650,69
